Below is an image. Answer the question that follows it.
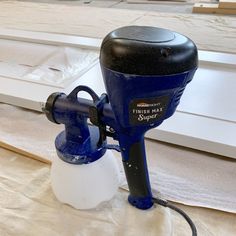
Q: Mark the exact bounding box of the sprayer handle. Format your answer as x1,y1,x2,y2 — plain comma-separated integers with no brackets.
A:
121,135,153,209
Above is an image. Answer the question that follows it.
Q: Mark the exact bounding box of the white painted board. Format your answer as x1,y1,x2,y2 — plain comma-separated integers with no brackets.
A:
178,63,236,122
0,61,104,111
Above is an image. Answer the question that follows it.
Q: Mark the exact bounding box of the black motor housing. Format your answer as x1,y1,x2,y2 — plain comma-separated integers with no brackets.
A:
100,26,198,76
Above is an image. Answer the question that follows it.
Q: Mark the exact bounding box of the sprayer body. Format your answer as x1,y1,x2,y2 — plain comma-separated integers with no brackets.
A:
100,26,198,209
45,26,198,210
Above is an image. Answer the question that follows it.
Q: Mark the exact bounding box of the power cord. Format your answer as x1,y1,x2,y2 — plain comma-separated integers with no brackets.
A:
120,186,197,235
152,197,197,236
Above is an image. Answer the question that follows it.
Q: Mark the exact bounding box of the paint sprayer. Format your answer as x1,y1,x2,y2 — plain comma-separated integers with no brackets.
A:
44,26,198,235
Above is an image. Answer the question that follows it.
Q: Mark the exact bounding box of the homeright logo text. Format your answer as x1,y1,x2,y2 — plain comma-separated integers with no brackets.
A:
137,102,161,108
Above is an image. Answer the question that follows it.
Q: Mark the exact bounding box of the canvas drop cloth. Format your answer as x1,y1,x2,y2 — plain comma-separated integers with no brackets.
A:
1,146,236,236
0,1,236,54
0,103,236,215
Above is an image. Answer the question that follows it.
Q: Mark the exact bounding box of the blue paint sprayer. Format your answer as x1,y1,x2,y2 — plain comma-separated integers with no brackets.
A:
44,26,198,234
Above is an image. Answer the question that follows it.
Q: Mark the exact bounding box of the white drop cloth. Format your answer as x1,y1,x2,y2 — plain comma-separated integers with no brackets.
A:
1,147,236,236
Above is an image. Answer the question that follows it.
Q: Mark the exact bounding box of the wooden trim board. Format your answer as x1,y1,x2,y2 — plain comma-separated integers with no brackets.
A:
0,30,236,160
0,141,51,164
219,0,236,9
193,3,236,14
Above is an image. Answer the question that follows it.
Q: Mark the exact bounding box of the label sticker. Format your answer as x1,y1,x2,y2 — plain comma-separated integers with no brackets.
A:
129,96,169,125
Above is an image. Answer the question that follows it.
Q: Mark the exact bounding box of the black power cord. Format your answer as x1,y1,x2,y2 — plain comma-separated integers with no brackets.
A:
152,197,197,236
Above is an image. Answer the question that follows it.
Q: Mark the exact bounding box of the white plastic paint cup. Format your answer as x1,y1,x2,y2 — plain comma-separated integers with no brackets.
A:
50,150,120,209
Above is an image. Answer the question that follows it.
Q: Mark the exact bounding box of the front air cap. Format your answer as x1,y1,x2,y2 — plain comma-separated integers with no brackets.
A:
100,26,198,76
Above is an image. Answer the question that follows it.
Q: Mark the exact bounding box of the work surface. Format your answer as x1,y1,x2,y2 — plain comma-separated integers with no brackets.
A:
0,1,236,235
1,147,236,236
